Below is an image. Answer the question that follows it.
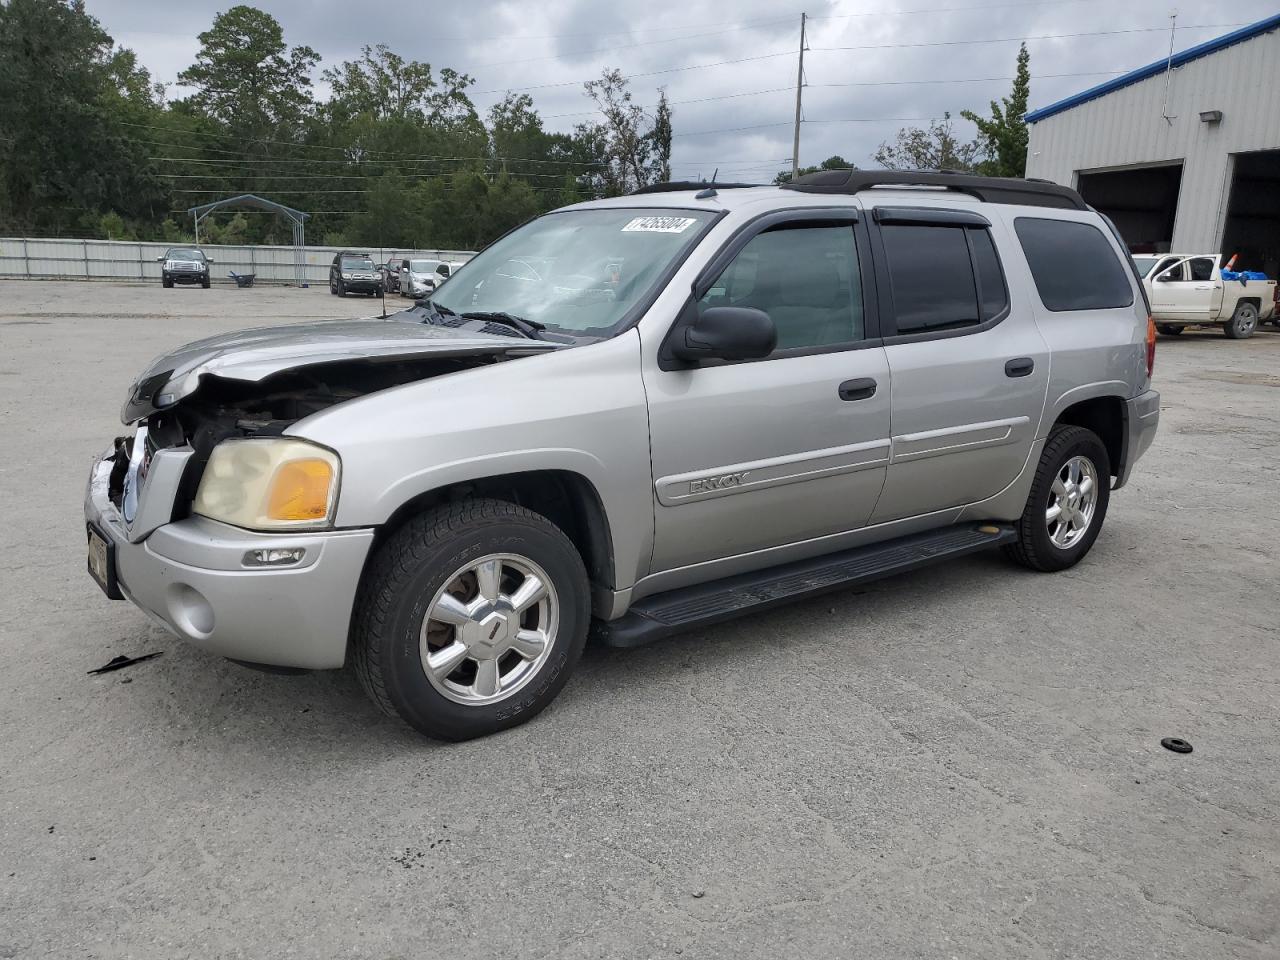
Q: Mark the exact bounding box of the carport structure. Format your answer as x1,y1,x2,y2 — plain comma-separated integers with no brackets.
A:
187,194,310,286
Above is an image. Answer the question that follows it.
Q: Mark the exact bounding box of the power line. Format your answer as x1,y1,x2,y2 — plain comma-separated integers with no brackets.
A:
809,22,1248,53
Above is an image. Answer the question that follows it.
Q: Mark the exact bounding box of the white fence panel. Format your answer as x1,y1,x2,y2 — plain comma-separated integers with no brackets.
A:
0,238,475,285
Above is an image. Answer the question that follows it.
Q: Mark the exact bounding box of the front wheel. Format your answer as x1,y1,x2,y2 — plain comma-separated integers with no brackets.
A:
1156,323,1183,336
1224,302,1259,339
1004,425,1111,573
351,499,590,741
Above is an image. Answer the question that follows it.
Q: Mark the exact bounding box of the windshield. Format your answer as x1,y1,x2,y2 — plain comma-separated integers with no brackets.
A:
410,260,440,273
429,208,716,335
341,256,374,270
167,248,203,260
1131,256,1159,277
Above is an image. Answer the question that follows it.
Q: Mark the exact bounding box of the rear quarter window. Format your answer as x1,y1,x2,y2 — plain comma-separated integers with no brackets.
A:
1014,217,1134,312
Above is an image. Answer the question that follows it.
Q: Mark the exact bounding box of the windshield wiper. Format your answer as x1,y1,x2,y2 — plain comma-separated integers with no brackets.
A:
460,311,545,340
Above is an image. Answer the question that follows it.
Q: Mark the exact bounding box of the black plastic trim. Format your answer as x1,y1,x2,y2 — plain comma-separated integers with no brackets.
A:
780,169,1087,210
598,523,1017,648
873,205,991,227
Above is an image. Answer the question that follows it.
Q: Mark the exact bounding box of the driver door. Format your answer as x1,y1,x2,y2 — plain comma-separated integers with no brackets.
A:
643,212,892,574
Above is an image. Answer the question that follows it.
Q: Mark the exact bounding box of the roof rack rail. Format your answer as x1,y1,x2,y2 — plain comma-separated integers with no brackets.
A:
780,169,1086,210
629,181,760,195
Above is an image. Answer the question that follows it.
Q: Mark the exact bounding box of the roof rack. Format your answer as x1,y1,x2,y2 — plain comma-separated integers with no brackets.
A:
780,169,1086,210
629,181,761,195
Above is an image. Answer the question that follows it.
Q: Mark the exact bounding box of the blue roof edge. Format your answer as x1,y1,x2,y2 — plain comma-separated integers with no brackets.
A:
1024,13,1280,123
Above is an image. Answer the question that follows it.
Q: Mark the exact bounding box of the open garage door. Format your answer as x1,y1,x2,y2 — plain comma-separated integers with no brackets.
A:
1221,150,1280,279
1076,164,1183,253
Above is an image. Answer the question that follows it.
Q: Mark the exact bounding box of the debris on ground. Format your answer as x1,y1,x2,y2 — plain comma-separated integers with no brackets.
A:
87,652,162,675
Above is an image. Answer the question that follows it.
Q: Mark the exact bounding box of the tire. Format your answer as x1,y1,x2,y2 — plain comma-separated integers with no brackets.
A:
329,276,338,295
351,499,590,741
1004,425,1111,573
201,276,210,289
162,276,173,289
1156,323,1182,336
337,280,347,297
1224,302,1259,339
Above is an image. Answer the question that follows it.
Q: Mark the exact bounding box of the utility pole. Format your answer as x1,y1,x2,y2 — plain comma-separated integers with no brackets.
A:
791,12,807,180
1160,11,1178,125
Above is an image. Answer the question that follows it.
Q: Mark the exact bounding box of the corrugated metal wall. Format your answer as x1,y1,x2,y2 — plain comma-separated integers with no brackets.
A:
0,239,475,285
1025,26,1280,251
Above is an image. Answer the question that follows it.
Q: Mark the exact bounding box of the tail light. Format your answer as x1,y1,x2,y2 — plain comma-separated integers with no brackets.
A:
1146,314,1156,378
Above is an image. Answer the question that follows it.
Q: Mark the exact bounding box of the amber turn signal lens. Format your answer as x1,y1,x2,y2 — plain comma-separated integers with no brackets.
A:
267,458,334,521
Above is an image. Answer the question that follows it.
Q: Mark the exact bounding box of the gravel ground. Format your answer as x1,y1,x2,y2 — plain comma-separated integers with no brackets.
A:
1,280,1278,959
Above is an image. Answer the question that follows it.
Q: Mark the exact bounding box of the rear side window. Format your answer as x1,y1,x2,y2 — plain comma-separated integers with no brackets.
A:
880,224,1008,333
1014,217,1134,311
1188,257,1215,282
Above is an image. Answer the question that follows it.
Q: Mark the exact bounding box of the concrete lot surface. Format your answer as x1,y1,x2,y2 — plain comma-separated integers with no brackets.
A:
1,280,1278,958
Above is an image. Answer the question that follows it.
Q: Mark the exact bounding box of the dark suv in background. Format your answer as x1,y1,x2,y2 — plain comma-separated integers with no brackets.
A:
158,247,211,288
329,251,383,297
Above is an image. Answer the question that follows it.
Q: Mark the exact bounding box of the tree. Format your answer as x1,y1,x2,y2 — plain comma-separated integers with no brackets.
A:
962,43,1031,178
872,113,980,172
647,89,672,183
581,69,655,196
177,6,319,142
774,155,856,185
0,0,169,234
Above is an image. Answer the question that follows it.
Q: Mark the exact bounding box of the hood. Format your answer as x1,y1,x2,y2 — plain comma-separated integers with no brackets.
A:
122,312,558,423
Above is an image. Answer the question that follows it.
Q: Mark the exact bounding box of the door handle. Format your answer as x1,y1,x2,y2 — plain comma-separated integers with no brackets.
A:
1194,285,1213,290
838,378,877,401
1004,357,1035,378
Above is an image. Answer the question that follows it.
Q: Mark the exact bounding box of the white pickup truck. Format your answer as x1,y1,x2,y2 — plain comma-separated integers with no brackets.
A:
1134,253,1278,339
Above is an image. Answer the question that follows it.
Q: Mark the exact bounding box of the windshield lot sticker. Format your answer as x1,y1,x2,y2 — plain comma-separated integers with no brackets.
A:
621,216,698,234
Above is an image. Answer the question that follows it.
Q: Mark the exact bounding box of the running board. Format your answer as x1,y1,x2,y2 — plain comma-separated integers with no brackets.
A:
599,523,1017,648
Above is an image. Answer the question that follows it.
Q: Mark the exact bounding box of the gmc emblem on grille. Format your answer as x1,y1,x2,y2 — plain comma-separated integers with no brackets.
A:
690,471,749,494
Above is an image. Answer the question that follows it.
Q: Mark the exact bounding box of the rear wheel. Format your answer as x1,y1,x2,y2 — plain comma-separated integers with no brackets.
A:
1004,425,1111,573
352,499,590,741
1156,323,1183,336
1224,302,1259,339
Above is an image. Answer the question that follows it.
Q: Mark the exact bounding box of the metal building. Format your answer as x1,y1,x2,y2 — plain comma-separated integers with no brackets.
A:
1025,14,1280,277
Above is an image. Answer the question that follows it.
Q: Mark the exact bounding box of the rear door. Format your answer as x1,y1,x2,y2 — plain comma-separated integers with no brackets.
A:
866,205,1049,523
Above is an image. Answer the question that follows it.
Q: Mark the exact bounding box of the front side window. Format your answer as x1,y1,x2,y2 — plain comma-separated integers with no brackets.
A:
1188,257,1215,282
430,207,716,336
881,224,1007,333
698,223,863,352
1014,217,1134,311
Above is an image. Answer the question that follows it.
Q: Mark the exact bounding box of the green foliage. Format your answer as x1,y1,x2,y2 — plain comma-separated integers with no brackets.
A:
177,5,318,143
872,113,980,172
961,44,1031,178
774,155,856,185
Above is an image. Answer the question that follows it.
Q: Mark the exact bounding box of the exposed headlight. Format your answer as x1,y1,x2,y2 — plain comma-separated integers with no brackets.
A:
342,272,353,280
193,438,340,531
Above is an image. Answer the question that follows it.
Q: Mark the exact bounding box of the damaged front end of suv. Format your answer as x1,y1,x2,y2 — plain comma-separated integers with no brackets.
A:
86,314,561,670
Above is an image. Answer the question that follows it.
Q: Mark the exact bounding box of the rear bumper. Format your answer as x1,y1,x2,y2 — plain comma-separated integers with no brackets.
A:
1115,389,1160,489
84,447,374,669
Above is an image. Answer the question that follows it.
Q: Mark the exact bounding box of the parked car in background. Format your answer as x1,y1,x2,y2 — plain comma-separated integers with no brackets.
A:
329,251,383,297
1134,253,1277,338
400,258,453,298
86,172,1159,741
158,247,211,289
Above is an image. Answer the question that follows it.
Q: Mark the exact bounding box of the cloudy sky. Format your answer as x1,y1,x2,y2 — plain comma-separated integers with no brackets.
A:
93,0,1278,182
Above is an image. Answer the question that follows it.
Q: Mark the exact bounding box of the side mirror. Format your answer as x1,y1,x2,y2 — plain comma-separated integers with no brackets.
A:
671,306,776,363
1156,270,1177,282
155,256,165,262
205,257,214,264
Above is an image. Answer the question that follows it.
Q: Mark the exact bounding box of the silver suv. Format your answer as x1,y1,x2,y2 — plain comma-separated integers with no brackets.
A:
85,172,1161,741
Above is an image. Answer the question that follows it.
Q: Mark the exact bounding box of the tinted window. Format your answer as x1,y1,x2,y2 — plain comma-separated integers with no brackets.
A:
699,224,862,351
881,225,979,332
1154,256,1181,280
970,229,1009,321
1014,217,1134,311
1188,257,1215,282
